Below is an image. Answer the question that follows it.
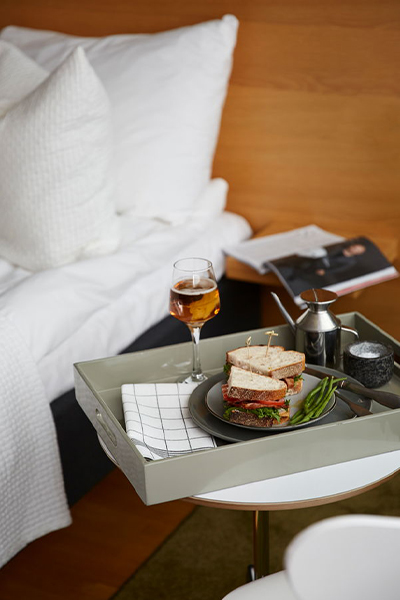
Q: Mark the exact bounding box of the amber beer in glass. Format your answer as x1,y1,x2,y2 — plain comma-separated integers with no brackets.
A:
170,258,220,382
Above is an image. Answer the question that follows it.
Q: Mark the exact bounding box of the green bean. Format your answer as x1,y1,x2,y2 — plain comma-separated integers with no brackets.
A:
296,412,315,424
289,375,341,425
304,382,322,408
307,377,328,411
303,380,325,410
289,409,306,424
310,386,337,419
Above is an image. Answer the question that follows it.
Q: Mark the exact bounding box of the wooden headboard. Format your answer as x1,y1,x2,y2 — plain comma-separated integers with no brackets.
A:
1,0,400,238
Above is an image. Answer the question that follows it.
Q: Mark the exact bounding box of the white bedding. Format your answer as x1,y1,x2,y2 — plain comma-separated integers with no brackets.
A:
0,208,251,403
0,315,71,567
0,199,250,566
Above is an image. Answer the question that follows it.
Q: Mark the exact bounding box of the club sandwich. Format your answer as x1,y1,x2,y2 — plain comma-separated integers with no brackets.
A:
223,365,290,427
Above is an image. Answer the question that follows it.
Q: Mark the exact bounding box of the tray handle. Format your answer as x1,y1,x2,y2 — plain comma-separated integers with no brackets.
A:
96,408,117,446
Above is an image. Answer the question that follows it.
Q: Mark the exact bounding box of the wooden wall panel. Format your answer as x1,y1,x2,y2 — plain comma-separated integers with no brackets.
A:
1,0,399,236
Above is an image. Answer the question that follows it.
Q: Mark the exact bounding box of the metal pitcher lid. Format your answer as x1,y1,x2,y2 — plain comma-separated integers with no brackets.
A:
300,288,338,305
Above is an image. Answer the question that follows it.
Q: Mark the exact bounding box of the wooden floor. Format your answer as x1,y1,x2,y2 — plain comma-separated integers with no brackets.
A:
0,469,194,600
0,272,399,599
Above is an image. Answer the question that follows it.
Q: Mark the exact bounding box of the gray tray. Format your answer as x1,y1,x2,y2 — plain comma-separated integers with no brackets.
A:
74,312,400,505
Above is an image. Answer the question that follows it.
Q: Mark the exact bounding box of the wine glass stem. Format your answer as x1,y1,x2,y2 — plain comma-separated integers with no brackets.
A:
189,325,204,381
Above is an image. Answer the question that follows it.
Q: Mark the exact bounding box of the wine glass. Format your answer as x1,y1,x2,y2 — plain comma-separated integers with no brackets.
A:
170,257,220,383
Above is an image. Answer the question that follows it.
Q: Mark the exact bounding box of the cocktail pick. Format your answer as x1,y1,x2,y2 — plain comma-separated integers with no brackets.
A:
246,336,253,375
265,330,279,358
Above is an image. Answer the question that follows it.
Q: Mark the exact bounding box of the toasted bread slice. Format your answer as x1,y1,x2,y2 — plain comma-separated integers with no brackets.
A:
226,345,305,379
227,407,290,428
226,345,284,367
266,351,305,379
227,365,287,402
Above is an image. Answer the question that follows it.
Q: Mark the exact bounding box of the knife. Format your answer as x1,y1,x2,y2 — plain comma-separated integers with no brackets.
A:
335,390,373,417
304,365,400,410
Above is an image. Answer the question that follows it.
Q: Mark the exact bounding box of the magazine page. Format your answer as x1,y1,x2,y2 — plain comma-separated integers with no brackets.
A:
267,236,399,307
224,225,344,274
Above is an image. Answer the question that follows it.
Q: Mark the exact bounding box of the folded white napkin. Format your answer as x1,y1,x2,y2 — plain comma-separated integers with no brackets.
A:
121,382,217,461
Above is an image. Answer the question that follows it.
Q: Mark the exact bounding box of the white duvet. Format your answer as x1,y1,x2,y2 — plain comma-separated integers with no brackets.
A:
0,208,251,402
0,196,251,565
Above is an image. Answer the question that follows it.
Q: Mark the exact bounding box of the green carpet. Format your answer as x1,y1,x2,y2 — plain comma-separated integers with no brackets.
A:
112,473,400,600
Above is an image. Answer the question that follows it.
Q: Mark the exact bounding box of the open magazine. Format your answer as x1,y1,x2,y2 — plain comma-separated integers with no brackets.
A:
225,226,399,307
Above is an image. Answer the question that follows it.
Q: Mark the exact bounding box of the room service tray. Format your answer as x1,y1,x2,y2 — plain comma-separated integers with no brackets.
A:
74,312,400,505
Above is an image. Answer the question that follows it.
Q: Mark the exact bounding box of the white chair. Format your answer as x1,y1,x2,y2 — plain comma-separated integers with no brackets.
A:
223,514,400,600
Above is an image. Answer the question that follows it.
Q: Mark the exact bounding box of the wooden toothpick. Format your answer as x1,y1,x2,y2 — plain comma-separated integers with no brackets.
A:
246,336,253,375
265,330,279,358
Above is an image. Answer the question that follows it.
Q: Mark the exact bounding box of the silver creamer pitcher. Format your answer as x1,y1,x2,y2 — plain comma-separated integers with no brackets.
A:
271,288,359,368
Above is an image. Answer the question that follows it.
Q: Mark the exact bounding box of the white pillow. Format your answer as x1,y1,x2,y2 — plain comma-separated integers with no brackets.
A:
1,17,238,223
0,41,120,272
0,39,47,106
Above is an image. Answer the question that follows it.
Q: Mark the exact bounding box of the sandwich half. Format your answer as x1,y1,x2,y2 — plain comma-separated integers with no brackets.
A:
226,345,305,396
223,365,290,428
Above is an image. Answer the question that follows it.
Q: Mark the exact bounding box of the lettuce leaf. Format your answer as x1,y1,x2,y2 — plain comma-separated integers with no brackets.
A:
223,363,231,376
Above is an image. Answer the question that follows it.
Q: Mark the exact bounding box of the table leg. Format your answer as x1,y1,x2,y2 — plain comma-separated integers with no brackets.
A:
252,510,270,579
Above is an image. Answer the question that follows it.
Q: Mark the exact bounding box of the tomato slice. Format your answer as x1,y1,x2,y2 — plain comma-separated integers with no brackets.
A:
233,401,284,410
222,384,286,407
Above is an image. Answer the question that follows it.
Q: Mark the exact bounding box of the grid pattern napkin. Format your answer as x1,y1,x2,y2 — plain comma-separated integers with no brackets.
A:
121,382,217,461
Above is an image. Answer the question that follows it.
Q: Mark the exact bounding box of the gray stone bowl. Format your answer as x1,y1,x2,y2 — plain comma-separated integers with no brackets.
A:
343,340,394,388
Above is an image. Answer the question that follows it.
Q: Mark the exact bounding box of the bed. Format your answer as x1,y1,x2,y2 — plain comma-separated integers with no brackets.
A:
0,15,261,566
1,0,399,569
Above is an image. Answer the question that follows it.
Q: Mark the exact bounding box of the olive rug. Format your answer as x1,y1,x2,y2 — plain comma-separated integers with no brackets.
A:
112,473,400,600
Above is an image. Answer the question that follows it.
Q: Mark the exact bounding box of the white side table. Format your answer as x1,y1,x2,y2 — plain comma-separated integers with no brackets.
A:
189,449,400,579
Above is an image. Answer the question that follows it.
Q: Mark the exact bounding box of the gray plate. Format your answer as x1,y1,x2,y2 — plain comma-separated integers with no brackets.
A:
189,366,372,443
206,372,336,432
